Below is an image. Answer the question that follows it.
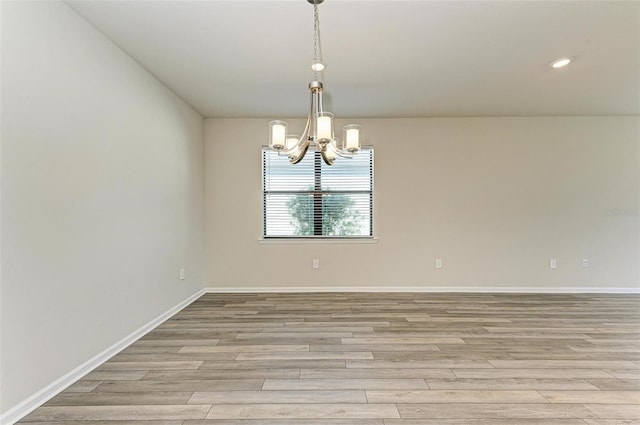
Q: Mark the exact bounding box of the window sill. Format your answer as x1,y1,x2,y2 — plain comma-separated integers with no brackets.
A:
258,237,379,245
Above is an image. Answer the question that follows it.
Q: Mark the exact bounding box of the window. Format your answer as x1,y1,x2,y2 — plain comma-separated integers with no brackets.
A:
262,148,373,238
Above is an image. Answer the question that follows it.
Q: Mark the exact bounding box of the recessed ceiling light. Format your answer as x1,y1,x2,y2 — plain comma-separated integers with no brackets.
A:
550,57,572,69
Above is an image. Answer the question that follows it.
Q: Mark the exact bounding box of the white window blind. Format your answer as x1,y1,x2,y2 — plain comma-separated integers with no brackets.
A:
262,148,373,238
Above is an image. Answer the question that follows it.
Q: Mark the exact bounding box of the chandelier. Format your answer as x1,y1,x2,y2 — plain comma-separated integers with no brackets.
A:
268,0,361,166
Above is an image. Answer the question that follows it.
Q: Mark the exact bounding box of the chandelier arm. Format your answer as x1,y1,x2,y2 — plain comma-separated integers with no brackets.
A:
332,146,358,158
320,149,335,165
300,85,314,145
283,85,315,163
290,140,311,164
281,84,314,159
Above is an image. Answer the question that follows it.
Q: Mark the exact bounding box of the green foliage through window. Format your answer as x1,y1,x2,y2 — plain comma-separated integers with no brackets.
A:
287,189,362,236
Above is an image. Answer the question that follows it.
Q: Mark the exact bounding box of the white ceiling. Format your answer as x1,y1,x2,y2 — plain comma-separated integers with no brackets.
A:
66,0,640,118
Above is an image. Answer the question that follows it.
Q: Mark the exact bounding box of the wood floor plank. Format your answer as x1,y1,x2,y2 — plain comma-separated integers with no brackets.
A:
309,344,441,352
82,370,149,381
277,326,376,332
61,381,101,393
206,404,400,419
144,369,300,380
407,317,512,323
21,405,211,422
179,345,309,353
489,360,639,369
365,389,548,403
263,378,428,390
235,351,373,361
94,379,264,392
109,353,237,361
45,392,193,406
605,370,640,379
188,390,367,404
453,368,615,379
121,346,182,354
541,391,640,404
200,360,346,369
396,403,599,419
285,321,390,327
184,420,384,425
589,379,640,391
299,368,454,379
371,351,513,361
427,378,599,390
97,361,203,370
569,345,640,353
236,332,353,339
133,339,221,346
383,420,588,425
342,337,465,344
22,421,183,425
584,404,640,419
346,359,494,368
507,353,640,361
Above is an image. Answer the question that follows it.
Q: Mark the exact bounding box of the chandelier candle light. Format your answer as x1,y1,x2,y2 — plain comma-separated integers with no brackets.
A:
268,0,361,165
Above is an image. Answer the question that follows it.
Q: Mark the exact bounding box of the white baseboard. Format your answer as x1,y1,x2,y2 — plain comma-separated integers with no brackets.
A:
205,286,640,294
0,289,206,425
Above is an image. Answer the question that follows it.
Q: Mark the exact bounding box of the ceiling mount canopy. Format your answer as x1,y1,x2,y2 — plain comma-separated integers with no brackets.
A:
268,0,361,166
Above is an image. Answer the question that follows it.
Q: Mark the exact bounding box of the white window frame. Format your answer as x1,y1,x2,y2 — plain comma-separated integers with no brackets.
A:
262,147,374,240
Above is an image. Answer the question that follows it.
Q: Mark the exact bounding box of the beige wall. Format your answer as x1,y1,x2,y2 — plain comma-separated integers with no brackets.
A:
1,1,204,413
205,117,639,290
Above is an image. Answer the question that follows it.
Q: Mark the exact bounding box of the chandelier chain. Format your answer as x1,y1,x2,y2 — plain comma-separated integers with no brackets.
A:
313,2,320,81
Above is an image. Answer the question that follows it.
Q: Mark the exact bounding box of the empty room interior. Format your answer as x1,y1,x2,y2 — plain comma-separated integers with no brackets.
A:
1,0,639,424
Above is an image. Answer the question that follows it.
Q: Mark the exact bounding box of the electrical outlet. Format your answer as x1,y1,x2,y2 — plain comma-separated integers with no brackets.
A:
179,268,186,280
313,259,319,269
582,258,589,268
435,259,442,269
550,259,557,269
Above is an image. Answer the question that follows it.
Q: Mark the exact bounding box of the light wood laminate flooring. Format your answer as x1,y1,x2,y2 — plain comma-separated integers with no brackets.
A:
20,292,640,424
